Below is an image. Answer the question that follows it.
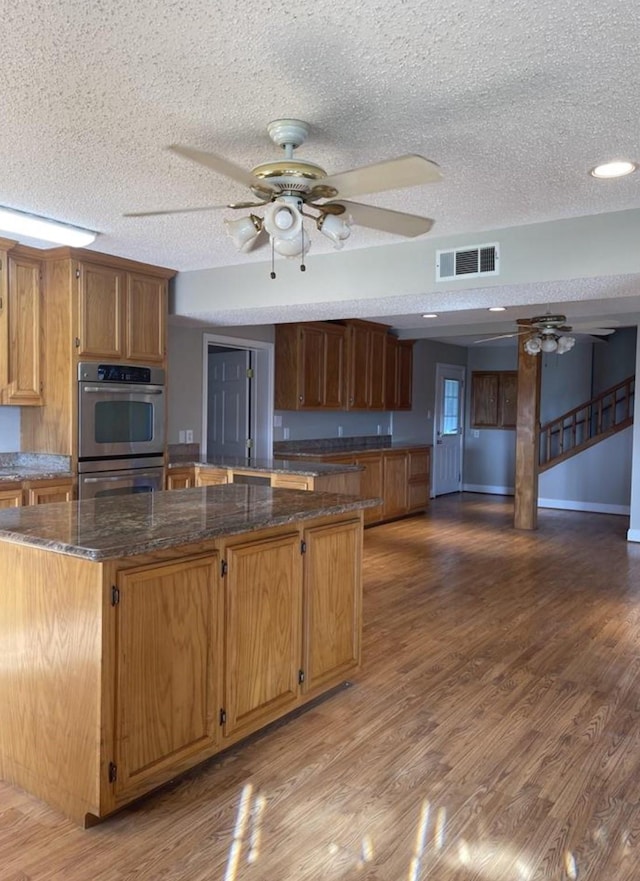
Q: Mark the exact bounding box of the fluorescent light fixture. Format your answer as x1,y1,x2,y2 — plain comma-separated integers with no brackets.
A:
589,160,638,179
488,306,506,312
422,313,438,319
0,206,97,247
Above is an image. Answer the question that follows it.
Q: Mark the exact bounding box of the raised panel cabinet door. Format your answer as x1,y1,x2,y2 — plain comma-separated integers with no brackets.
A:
396,341,414,410
346,323,370,409
195,467,228,486
166,468,195,489
500,372,518,428
25,480,74,504
384,335,399,410
471,372,500,426
302,519,362,694
113,555,220,798
4,254,43,406
368,327,387,410
382,451,409,520
126,273,167,363
299,325,325,408
355,453,384,525
323,324,347,409
76,261,126,358
222,532,302,739
0,487,23,508
0,247,8,391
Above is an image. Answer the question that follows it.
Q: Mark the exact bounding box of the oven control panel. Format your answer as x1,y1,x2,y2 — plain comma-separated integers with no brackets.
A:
78,362,165,385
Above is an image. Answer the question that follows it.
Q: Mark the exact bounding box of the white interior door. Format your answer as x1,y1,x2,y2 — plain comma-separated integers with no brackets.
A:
433,363,465,496
207,348,251,458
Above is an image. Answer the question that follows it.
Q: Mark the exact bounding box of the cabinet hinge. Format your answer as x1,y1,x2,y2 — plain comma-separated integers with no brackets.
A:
300,540,306,554
219,708,227,725
111,585,120,606
221,559,228,577
298,669,305,685
246,367,254,379
108,761,117,783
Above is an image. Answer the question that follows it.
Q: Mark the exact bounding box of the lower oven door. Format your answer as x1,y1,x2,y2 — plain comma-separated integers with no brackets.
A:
78,461,165,500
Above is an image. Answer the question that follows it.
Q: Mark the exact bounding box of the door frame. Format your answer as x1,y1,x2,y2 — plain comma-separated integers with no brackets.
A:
202,333,274,460
432,362,466,497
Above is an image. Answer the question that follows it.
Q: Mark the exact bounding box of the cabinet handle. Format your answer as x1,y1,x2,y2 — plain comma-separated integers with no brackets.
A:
299,395,303,402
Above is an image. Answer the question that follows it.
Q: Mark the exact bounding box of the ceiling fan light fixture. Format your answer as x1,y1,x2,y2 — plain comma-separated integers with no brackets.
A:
263,199,303,240
524,336,542,355
272,228,311,258
540,336,558,353
589,160,638,179
316,212,351,249
556,334,576,354
224,213,262,251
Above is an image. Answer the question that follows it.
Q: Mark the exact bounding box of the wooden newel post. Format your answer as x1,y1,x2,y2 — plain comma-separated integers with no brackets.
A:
514,334,541,529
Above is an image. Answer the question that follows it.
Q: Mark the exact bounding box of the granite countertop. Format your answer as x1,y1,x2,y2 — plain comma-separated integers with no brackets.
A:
0,484,378,562
273,441,431,458
168,455,363,475
0,453,73,482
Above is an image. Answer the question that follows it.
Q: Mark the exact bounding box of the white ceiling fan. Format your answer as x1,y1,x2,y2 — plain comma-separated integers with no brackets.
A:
474,312,618,355
125,119,442,272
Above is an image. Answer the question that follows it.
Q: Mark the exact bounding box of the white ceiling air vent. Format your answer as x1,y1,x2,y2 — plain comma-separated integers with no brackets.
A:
436,243,499,281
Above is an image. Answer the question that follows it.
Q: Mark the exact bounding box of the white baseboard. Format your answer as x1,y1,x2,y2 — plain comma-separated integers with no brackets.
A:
627,529,640,542
462,484,514,496
538,498,630,516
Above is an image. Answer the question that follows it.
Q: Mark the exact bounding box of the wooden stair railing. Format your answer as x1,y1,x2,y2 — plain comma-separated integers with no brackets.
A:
539,375,635,471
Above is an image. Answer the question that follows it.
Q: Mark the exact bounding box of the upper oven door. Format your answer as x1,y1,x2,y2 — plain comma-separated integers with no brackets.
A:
78,382,165,459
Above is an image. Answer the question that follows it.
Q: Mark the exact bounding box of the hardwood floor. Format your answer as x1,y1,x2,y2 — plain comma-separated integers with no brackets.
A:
3,493,640,880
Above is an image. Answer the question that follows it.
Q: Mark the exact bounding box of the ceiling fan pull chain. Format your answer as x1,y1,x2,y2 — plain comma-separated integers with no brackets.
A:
300,223,306,272
270,236,276,280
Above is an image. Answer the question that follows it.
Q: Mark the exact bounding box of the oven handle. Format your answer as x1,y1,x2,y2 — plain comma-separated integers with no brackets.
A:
82,474,160,483
81,385,163,395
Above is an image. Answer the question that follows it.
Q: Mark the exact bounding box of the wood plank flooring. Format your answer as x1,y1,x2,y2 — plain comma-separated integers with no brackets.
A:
3,493,640,880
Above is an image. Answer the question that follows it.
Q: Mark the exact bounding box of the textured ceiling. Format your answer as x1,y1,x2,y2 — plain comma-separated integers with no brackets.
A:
1,0,640,335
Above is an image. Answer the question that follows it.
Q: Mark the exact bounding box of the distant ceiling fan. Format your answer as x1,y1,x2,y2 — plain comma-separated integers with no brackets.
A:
125,119,441,275
475,313,618,355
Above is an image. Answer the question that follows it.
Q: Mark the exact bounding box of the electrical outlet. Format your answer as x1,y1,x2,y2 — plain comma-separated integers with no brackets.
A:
377,424,382,435
473,429,480,438
179,430,186,443
185,429,193,443
337,425,343,437
273,414,283,428
283,427,290,440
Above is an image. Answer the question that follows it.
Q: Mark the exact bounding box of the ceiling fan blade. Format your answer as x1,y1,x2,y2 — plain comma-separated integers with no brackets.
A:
572,326,616,336
124,204,230,218
318,155,442,200
325,200,434,237
571,320,619,332
474,331,528,343
168,144,277,196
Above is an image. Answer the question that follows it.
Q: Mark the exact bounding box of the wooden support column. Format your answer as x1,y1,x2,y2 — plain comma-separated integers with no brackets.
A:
514,335,541,529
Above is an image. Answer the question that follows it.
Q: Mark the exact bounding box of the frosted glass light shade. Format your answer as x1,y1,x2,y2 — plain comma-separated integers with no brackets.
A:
273,228,311,258
224,214,262,250
263,200,303,240
524,336,542,355
540,336,558,353
317,212,351,248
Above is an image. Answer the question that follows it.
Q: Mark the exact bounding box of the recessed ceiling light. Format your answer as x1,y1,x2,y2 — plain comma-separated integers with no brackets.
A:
422,313,438,319
488,306,506,312
589,160,638,179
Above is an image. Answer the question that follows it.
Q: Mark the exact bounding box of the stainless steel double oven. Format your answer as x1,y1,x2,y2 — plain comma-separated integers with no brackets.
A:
77,362,166,500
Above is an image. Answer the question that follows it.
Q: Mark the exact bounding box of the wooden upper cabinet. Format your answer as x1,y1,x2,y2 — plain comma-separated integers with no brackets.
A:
126,272,167,363
471,371,518,428
2,252,43,406
76,261,167,363
275,322,346,410
385,336,413,411
76,261,126,359
345,320,388,411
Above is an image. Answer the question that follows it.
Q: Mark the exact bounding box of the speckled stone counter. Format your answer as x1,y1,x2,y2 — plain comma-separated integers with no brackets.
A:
0,452,73,482
167,454,362,476
0,483,375,561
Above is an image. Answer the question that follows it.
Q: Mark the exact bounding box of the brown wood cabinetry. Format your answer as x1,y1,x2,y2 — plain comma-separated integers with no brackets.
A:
0,244,43,406
113,555,221,799
275,321,347,410
24,478,74,505
20,249,174,458
407,448,430,512
382,450,409,520
354,452,384,524
165,467,195,489
384,336,414,411
471,371,518,428
275,320,413,412
0,486,23,508
0,510,362,824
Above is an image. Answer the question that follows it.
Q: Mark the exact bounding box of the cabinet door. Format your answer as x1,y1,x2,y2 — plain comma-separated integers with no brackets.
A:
368,326,387,410
302,519,362,694
396,341,414,410
25,479,74,505
3,254,43,406
346,322,370,409
166,467,196,489
323,324,347,409
77,261,126,358
0,486,22,508
113,555,220,798
196,468,228,486
299,325,325,408
126,273,167,363
355,453,384,525
500,372,518,427
222,532,301,738
471,372,500,426
407,448,430,513
382,451,408,520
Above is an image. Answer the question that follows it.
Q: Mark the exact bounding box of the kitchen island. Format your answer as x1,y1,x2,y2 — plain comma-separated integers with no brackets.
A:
0,485,375,826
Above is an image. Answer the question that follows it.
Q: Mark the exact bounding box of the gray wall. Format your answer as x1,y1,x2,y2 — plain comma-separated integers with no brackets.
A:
592,326,637,393
0,408,20,452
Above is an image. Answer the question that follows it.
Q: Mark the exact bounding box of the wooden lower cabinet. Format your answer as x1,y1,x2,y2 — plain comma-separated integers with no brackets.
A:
0,486,23,508
113,555,221,801
196,467,228,487
222,532,302,738
24,478,74,505
382,451,409,520
0,513,362,825
165,467,195,489
355,453,384,525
